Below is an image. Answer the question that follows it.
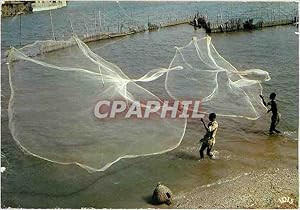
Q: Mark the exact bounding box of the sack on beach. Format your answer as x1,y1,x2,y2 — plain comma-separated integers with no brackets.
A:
152,182,173,205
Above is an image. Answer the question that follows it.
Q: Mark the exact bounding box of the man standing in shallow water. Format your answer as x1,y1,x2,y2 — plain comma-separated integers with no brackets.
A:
199,113,218,159
260,93,281,134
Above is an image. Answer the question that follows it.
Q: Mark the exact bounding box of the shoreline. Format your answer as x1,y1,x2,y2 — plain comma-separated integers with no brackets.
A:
5,16,297,60
4,18,192,58
172,167,298,209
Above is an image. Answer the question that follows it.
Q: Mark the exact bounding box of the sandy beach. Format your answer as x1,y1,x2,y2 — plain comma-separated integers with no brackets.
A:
169,167,298,209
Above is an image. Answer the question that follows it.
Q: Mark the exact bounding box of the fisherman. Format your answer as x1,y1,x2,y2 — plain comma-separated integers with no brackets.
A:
199,113,218,159
260,93,281,134
198,16,204,28
193,15,198,27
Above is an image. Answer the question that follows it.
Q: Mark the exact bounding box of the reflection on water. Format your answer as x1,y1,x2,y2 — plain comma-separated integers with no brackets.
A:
1,23,298,208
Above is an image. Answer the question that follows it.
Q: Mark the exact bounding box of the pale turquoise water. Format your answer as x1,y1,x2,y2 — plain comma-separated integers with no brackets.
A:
1,2,298,208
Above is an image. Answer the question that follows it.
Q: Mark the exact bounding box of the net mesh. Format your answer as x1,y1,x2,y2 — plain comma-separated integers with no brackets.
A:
7,35,270,172
166,36,270,119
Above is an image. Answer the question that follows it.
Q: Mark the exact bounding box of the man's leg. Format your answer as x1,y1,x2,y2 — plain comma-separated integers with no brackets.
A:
199,143,207,159
270,115,276,134
207,145,213,158
274,129,281,133
274,114,281,133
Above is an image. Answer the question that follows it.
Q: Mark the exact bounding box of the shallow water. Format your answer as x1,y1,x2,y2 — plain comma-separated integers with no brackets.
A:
1,2,299,208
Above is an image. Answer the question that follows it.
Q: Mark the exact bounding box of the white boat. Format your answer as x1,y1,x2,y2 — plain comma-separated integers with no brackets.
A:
32,0,67,12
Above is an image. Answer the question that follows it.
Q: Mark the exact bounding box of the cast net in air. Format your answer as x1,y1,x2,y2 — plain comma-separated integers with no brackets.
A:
166,36,270,119
7,35,270,172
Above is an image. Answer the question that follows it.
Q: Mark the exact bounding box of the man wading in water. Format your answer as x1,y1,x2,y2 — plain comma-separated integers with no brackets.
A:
199,113,218,159
260,93,281,134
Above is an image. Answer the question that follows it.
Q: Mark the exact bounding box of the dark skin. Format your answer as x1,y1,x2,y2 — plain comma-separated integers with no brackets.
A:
259,94,278,115
200,118,209,132
259,94,281,134
199,116,216,158
200,115,216,132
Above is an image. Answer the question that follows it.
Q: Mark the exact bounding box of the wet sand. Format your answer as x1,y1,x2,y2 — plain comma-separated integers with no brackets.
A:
159,119,299,209
173,167,298,209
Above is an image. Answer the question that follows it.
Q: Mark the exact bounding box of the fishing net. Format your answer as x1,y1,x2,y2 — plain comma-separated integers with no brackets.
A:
7,36,186,172
166,36,270,119
7,35,269,172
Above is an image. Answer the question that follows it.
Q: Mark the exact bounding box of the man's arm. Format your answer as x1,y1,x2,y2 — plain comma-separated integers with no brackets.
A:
259,94,268,107
201,118,209,132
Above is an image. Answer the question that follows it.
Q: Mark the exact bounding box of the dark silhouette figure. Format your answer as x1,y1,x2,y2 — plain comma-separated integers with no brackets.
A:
243,19,255,30
193,15,197,27
199,113,218,159
260,93,281,134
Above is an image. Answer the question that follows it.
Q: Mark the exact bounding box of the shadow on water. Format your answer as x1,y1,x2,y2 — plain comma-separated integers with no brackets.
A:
1,150,149,197
142,195,154,205
174,151,199,161
142,195,171,208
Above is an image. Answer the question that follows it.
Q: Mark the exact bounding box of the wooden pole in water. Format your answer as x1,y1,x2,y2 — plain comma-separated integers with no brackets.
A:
220,9,223,24
102,16,105,32
94,12,97,34
84,19,89,36
99,10,102,32
19,14,22,46
69,19,74,34
49,10,55,40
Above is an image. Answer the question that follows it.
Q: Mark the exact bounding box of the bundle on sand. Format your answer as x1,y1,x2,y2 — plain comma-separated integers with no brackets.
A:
152,182,173,205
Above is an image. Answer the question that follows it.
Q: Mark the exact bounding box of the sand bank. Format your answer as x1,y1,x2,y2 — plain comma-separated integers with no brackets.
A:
173,167,298,209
